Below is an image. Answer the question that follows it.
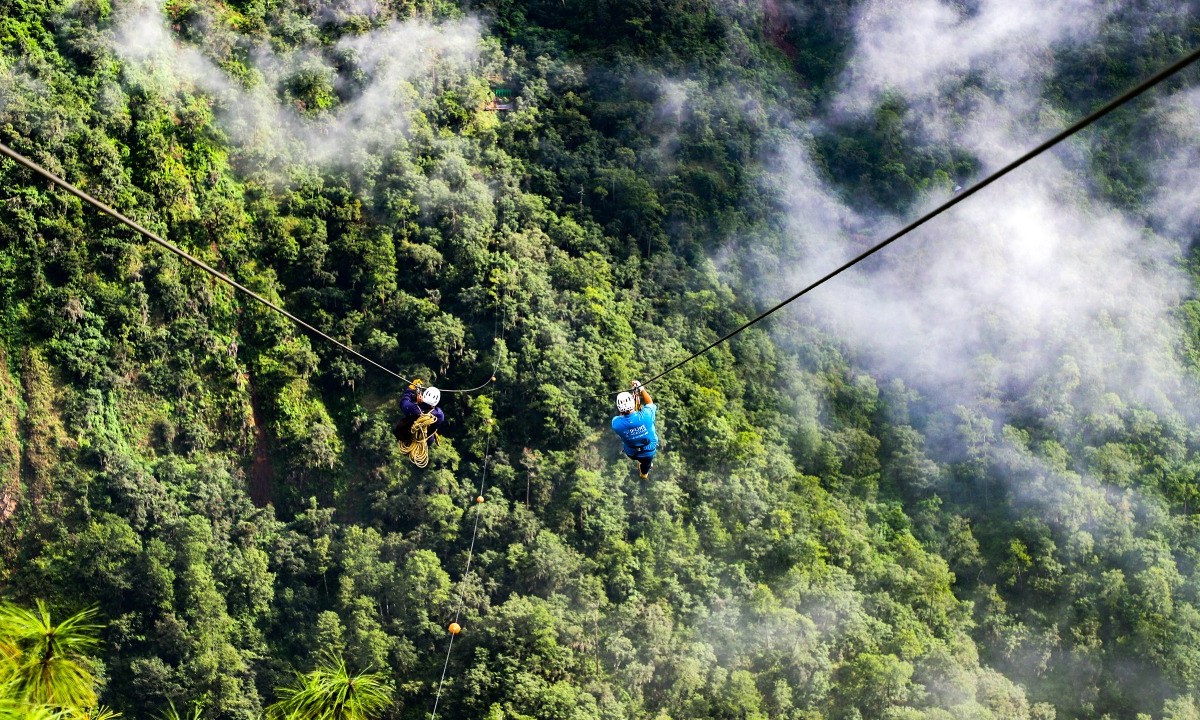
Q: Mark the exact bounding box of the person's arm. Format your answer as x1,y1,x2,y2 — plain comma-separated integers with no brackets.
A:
399,388,421,416
431,407,446,434
632,380,652,407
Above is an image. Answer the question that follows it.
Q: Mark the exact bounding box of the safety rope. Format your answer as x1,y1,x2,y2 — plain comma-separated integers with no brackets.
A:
442,310,506,394
398,413,438,468
440,373,497,394
0,140,500,394
429,404,496,720
429,304,507,719
586,45,1200,399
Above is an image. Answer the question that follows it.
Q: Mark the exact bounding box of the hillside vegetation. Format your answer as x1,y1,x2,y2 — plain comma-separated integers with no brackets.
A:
1,0,1200,718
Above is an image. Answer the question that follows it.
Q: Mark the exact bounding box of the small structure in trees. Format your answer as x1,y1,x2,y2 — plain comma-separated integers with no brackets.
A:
485,85,515,112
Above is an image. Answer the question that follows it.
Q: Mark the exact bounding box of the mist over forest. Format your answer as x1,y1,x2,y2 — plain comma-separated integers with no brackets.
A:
1,0,1199,718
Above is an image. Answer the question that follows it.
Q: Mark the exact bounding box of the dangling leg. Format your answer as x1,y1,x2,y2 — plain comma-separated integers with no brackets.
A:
397,414,435,469
394,416,416,453
638,457,653,479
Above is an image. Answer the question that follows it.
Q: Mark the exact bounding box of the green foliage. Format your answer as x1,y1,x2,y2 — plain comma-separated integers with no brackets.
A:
158,699,204,720
813,94,978,213
0,601,110,718
266,655,393,720
1,1,1199,719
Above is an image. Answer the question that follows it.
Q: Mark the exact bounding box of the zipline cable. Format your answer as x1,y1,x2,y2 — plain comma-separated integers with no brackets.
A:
0,141,417,384
0,140,500,393
442,297,508,394
440,371,497,395
589,45,1200,398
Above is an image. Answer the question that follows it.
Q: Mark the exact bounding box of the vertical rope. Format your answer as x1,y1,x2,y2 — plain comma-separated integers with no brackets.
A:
429,635,456,720
428,421,494,720
429,302,507,719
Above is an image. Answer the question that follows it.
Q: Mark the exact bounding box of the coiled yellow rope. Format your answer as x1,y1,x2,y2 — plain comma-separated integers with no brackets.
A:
399,413,438,468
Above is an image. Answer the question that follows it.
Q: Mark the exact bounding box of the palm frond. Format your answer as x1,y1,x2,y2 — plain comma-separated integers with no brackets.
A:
267,656,394,720
157,698,204,720
65,706,122,720
0,699,67,720
0,602,101,710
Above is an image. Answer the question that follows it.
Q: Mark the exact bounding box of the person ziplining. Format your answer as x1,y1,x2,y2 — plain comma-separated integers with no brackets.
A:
393,381,445,468
611,381,658,479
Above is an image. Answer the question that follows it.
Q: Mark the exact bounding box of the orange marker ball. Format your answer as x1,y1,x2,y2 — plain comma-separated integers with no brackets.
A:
476,495,485,504
448,622,461,635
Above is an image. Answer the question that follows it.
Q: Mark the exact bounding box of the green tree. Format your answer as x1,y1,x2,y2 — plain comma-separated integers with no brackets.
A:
266,655,393,720
0,601,101,710
0,700,61,720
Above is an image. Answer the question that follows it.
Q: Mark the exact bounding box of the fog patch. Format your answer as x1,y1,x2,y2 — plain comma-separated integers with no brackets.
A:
834,0,1113,116
1152,88,1200,239
110,0,482,169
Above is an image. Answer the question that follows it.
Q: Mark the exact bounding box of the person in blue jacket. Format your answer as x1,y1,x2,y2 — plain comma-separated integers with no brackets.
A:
611,380,658,479
393,383,444,443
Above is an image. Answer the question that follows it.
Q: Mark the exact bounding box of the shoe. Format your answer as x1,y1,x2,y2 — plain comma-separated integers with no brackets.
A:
639,472,648,479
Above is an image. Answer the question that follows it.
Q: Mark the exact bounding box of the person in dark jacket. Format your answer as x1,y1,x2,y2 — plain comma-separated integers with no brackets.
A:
611,381,657,479
393,384,444,443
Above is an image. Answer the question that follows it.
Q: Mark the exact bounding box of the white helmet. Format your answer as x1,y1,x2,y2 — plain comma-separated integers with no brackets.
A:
616,392,635,413
422,386,441,407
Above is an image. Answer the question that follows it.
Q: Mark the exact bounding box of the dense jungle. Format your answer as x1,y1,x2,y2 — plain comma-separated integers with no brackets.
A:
2,0,1200,718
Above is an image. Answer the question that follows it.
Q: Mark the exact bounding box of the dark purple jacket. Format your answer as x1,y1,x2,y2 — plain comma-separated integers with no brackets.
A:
400,387,445,435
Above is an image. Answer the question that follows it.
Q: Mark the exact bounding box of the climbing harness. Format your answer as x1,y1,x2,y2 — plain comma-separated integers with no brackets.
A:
398,413,438,469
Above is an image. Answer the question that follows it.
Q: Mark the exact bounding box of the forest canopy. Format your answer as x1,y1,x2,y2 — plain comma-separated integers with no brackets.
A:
1,0,1200,719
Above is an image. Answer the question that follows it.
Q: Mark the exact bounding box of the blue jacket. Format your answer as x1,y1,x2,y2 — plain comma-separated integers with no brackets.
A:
400,388,445,435
611,403,658,458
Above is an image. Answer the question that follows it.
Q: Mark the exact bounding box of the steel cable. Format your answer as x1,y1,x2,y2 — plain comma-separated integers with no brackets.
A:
585,45,1200,399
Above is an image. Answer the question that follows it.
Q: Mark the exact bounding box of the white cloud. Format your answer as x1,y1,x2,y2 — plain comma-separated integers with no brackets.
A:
834,0,1113,116
739,0,1199,429
764,135,1190,421
1152,88,1200,239
110,0,482,168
